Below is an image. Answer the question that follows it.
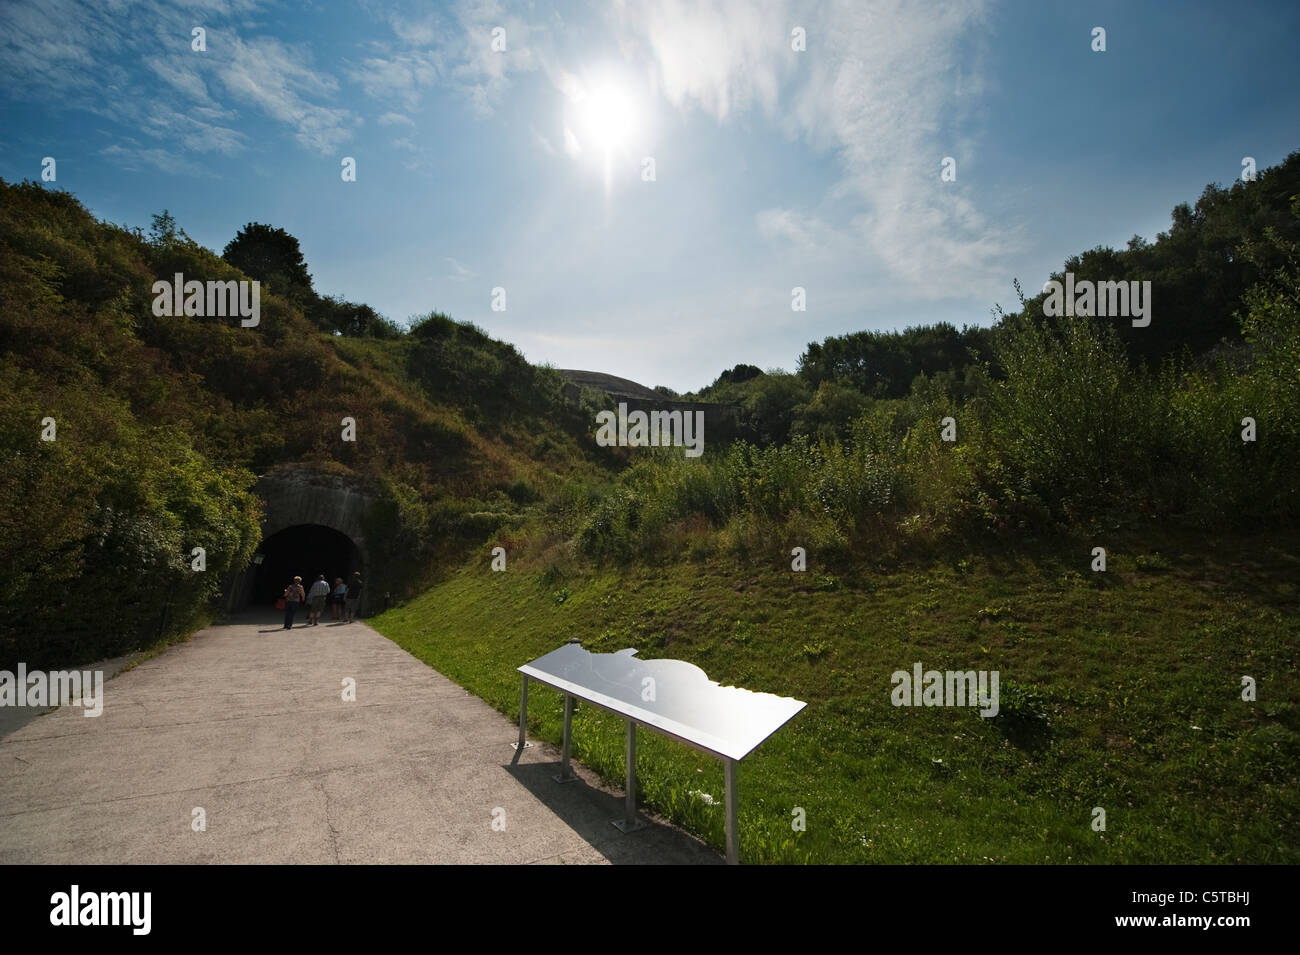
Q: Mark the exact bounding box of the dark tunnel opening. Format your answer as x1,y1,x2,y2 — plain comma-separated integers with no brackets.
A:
251,524,362,606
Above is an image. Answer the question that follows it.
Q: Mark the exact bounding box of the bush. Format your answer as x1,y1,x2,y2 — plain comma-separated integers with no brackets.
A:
0,370,261,668
984,315,1157,518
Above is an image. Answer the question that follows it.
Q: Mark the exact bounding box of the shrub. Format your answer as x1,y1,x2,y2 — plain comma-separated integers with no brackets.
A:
985,315,1157,519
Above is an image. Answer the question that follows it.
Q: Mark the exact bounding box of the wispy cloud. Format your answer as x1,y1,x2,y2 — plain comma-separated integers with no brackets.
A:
445,256,477,281
0,0,356,162
350,49,444,112
610,0,794,122
100,141,208,176
448,0,540,117
563,124,582,158
0,0,126,95
756,207,832,252
221,35,358,153
353,0,541,119
530,125,557,156
787,0,1010,295
610,0,1015,297
138,101,245,155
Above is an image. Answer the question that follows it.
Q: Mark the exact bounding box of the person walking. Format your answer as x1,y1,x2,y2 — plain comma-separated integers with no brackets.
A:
345,571,363,623
307,574,330,626
282,576,305,629
331,577,347,620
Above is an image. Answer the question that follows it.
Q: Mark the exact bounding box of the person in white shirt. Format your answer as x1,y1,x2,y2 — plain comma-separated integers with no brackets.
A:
307,574,331,626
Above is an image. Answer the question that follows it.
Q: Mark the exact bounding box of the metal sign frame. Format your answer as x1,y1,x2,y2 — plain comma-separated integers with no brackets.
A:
514,643,806,864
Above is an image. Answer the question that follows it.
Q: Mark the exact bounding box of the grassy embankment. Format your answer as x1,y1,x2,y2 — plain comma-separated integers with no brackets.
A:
371,526,1299,864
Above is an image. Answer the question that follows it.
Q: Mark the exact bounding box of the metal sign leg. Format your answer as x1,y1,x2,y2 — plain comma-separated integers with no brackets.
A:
612,718,646,833
725,757,739,865
511,674,531,760
554,693,578,783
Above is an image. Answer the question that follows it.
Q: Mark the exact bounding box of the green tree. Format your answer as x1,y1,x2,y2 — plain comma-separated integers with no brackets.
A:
222,222,315,305
148,210,190,248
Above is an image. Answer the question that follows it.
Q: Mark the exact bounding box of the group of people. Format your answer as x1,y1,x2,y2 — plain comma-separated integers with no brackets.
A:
280,571,363,630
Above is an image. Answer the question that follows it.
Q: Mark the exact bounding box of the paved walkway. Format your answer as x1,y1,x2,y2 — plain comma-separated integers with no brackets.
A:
0,612,720,864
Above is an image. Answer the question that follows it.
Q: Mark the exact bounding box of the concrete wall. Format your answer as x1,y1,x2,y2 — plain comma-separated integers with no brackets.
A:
257,468,374,547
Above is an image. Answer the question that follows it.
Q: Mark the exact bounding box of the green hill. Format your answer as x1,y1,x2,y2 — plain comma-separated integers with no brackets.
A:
0,179,611,667
372,524,1298,863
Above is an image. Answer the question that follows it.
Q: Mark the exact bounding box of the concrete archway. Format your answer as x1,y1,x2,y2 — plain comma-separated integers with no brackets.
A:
226,467,377,615
252,524,362,606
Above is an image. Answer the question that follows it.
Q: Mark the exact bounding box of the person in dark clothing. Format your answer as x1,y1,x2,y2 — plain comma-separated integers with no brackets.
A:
345,572,363,623
331,577,347,620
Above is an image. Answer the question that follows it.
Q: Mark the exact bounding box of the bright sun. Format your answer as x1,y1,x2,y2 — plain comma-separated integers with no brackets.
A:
577,84,635,152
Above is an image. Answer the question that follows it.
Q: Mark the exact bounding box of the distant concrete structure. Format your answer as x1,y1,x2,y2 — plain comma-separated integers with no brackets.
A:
558,369,740,445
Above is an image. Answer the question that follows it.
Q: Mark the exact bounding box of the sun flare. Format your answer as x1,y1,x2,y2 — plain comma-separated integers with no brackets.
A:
579,85,635,151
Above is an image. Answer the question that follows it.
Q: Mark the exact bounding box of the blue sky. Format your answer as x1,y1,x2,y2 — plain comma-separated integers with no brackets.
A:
2,0,1297,392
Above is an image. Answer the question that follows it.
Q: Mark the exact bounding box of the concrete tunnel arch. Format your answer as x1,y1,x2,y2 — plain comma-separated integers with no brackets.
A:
226,468,377,616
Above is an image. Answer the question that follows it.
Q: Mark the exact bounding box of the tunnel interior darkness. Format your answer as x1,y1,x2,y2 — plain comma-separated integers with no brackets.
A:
252,524,362,605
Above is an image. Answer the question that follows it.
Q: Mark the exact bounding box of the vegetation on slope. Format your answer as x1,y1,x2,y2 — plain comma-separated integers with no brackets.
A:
367,153,1300,863
374,526,1298,863
0,180,609,667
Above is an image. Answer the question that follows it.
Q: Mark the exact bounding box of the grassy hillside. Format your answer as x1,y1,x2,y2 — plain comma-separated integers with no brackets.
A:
372,526,1298,864
0,179,613,667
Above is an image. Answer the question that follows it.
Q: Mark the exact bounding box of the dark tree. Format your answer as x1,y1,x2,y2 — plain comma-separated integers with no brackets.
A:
222,223,314,302
148,210,187,247
713,364,764,388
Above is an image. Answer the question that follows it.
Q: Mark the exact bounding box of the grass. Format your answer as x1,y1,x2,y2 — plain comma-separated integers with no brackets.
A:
369,525,1299,864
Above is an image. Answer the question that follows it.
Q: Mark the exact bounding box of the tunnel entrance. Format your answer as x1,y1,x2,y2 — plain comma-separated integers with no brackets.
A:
251,524,362,606
223,467,377,615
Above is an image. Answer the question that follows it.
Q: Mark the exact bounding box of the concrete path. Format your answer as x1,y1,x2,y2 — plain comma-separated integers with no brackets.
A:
0,612,720,864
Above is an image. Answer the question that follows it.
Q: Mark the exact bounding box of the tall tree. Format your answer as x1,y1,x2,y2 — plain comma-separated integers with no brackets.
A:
222,223,315,303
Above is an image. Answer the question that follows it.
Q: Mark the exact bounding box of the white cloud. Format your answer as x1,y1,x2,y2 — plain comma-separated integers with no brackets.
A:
756,207,830,251
378,111,416,127
563,124,582,158
143,55,218,106
609,0,794,122
0,1,356,160
445,257,477,281
386,11,441,45
139,102,245,155
221,36,358,154
786,0,1009,295
353,0,541,118
531,126,557,156
100,142,207,176
449,0,540,117
0,0,124,94
350,51,444,111
610,0,1016,298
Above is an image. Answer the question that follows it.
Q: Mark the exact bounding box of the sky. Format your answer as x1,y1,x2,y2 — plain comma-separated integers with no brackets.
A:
1,0,1297,393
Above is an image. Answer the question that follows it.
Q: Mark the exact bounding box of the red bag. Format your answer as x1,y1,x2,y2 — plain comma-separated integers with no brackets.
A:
275,598,286,610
